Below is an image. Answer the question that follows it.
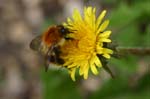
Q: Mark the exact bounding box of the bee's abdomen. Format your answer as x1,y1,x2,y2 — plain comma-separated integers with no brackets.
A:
48,55,64,65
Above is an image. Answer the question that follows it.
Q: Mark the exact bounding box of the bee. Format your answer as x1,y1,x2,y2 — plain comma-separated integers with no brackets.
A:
30,25,72,71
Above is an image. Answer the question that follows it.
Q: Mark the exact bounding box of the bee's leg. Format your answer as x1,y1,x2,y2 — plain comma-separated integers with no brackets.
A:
44,46,54,72
44,51,51,72
44,57,49,72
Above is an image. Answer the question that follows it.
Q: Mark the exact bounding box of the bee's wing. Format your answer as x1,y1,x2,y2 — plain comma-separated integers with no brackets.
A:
30,35,42,51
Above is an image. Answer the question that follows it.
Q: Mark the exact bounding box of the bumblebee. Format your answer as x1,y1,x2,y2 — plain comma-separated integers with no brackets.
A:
30,25,71,71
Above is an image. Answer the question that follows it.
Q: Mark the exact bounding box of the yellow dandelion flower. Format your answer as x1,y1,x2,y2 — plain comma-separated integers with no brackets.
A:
61,6,113,81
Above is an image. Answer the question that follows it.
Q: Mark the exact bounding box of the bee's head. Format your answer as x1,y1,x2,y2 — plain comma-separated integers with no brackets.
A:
57,25,74,40
57,25,70,36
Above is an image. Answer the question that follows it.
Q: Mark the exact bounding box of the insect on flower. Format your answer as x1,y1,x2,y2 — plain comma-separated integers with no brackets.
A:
30,25,72,71
30,6,114,81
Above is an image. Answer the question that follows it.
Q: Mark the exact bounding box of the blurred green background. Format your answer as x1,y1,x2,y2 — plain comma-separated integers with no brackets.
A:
0,0,149,99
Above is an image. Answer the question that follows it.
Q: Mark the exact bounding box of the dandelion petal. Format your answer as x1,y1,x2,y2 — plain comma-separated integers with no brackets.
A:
91,64,98,75
70,68,76,81
97,20,109,34
96,10,106,28
99,31,111,37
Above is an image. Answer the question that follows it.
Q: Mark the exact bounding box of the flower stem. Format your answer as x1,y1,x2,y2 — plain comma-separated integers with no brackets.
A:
117,47,150,56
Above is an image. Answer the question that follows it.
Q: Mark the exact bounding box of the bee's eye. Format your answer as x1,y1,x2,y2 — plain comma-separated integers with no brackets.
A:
57,25,74,40
58,25,68,34
60,28,66,34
